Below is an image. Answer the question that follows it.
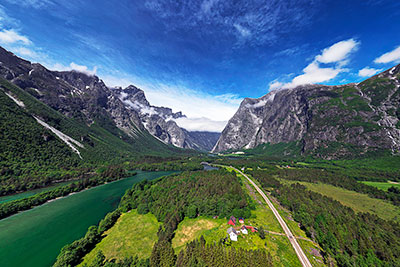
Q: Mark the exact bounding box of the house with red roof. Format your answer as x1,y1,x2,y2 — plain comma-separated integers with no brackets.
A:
228,216,236,226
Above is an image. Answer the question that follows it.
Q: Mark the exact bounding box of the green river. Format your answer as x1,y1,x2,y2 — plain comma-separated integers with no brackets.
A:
0,171,174,267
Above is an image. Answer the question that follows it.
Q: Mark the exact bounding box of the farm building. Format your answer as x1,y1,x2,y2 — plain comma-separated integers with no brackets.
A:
238,217,244,224
228,216,236,226
227,227,238,241
241,226,248,235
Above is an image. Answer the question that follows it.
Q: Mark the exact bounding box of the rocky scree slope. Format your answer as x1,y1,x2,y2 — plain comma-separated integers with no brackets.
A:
213,65,400,159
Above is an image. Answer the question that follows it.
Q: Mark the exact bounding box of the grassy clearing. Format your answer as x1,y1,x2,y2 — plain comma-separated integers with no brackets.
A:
172,217,225,252
79,210,160,266
283,180,400,222
361,181,400,191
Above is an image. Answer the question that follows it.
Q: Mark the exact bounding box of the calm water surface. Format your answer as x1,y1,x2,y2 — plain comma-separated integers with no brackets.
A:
0,171,174,267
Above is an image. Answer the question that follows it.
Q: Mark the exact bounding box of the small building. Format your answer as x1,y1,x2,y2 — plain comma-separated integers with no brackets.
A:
241,226,248,235
245,225,258,232
238,217,244,224
213,215,219,219
227,227,238,241
228,216,236,226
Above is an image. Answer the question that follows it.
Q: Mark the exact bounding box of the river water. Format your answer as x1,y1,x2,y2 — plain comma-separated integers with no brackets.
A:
0,171,174,267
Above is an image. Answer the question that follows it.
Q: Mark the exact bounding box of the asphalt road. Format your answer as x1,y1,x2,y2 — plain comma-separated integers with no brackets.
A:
231,166,313,267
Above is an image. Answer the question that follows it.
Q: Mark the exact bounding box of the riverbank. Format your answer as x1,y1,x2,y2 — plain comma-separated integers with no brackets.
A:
0,180,76,204
0,166,128,220
0,170,174,267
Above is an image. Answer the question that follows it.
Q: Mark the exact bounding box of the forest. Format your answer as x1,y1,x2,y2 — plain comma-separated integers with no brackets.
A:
265,168,400,206
54,169,272,267
249,170,400,266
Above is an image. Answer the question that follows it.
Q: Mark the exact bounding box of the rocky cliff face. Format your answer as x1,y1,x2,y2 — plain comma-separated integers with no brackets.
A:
0,47,143,138
0,46,219,151
213,65,400,158
113,85,219,151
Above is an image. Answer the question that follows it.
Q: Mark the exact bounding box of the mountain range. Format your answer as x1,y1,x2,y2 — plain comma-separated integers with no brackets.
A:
0,46,219,154
2,45,400,162
213,64,400,158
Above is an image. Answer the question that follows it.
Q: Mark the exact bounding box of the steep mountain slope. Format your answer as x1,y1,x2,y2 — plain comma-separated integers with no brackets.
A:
0,76,185,194
113,85,220,151
213,65,400,158
0,46,218,151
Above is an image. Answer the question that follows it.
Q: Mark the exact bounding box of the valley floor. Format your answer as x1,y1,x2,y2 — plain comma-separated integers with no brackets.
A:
281,180,400,223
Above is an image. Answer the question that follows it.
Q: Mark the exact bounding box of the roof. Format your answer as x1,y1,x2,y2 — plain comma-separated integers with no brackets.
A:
227,227,237,235
241,226,247,230
229,216,236,221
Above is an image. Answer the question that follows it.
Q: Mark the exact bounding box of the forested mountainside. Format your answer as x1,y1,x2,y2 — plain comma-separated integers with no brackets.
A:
0,77,181,194
213,65,400,159
0,46,219,151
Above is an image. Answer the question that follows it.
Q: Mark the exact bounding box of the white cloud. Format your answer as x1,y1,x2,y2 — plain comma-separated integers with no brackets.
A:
273,38,359,89
233,23,251,37
358,67,382,77
374,46,400,64
287,62,341,88
47,62,97,76
268,81,283,90
173,117,226,132
102,74,241,132
315,39,359,63
200,0,218,14
12,46,38,57
0,29,31,45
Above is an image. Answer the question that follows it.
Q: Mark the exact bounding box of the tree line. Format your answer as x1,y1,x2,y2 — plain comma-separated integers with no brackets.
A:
0,165,127,219
249,170,400,266
262,168,400,206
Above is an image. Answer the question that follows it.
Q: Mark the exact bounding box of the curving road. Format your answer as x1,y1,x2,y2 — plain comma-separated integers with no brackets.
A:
229,166,313,267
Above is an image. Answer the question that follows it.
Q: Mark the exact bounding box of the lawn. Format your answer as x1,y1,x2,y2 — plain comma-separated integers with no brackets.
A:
361,181,400,191
79,210,160,266
284,180,400,222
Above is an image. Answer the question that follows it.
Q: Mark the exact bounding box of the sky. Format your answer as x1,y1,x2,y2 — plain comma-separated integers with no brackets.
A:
0,0,400,132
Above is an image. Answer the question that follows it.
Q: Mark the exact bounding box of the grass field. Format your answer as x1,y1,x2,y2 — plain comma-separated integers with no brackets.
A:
283,180,400,222
361,181,400,191
79,210,160,266
172,217,225,252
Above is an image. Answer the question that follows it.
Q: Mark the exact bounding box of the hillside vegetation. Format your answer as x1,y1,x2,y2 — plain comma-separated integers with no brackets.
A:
0,78,182,195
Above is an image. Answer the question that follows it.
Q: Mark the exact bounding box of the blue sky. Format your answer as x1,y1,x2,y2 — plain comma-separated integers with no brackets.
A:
1,0,400,131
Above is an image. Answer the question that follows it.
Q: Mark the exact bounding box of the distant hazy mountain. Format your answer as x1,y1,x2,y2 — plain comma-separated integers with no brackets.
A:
0,46,218,152
113,85,220,151
213,65,400,159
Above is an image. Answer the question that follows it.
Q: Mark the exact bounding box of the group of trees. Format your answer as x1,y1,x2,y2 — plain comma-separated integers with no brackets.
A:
123,170,255,267
119,170,253,221
128,157,204,172
82,237,273,267
55,169,258,266
0,166,127,219
175,238,273,267
250,170,400,266
260,168,400,206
